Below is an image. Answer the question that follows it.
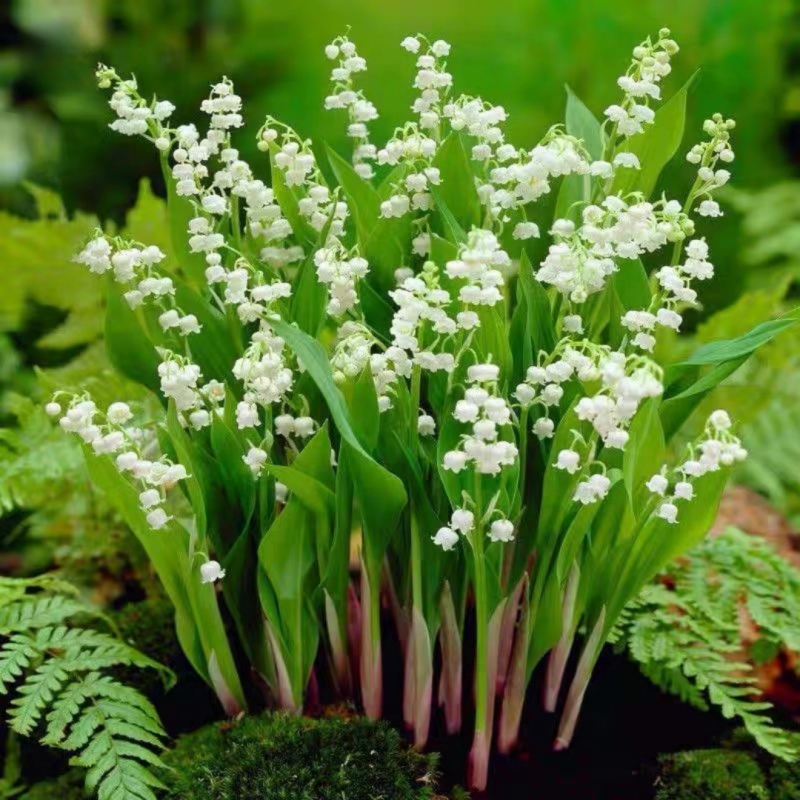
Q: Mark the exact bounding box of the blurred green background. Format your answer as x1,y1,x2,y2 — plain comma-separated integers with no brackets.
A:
3,0,800,578
1,0,798,307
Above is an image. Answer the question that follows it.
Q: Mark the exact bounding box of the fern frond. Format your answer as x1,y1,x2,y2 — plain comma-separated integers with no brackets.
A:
0,635,38,692
9,657,70,736
617,527,800,761
0,595,98,633
0,576,169,799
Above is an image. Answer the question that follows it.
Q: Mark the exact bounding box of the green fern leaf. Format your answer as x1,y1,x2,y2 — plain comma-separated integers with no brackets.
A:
0,576,168,799
618,527,800,761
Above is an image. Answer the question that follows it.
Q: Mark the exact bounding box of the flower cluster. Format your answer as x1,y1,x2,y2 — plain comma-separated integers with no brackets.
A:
478,129,591,220
401,35,453,135
372,36,454,223
647,410,747,523
330,322,374,384
442,363,518,477
232,327,294,428
537,196,692,305
324,35,379,179
445,96,507,162
74,234,187,317
445,229,510,307
620,120,733,352
572,351,663,447
314,241,370,316
604,28,679,139
687,113,736,219
48,396,187,530
516,341,663,462
96,65,174,145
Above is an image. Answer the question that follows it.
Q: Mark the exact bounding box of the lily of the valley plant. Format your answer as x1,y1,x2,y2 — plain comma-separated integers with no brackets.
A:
48,28,792,790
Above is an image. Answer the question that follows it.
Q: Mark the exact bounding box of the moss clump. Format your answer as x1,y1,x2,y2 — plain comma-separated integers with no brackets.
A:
111,596,183,669
767,758,800,800
655,749,768,800
163,712,439,800
20,769,85,800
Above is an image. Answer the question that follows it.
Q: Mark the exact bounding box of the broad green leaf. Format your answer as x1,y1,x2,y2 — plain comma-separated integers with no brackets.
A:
321,444,354,633
291,247,328,338
270,319,407,575
432,132,481,231
511,251,555,381
161,159,208,287
609,466,730,623
363,214,413,293
326,145,381,242
104,278,161,397
259,428,335,705
611,72,697,199
674,317,797,369
661,317,796,438
430,188,468,245
123,178,171,256
565,85,604,160
348,366,381,452
165,401,209,541
473,304,512,389
210,399,256,543
608,258,651,347
83,448,246,711
622,398,665,514
555,86,603,222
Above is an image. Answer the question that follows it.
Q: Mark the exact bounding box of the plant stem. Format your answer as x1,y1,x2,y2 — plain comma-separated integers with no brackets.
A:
409,364,422,453
410,512,423,614
471,474,488,740
518,407,529,500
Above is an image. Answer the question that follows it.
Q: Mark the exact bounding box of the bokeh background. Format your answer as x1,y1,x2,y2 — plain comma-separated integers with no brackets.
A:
1,1,798,298
3,0,800,580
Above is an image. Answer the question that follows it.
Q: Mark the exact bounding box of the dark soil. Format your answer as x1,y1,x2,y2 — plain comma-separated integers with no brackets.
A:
380,607,734,800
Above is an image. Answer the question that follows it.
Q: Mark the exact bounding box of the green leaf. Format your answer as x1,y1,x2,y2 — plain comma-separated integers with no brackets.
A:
674,317,796,369
291,248,328,338
123,178,171,257
210,398,256,542
622,398,665,514
270,319,407,575
555,86,603,222
348,366,381,452
432,132,481,231
611,72,698,199
511,251,555,379
258,431,335,705
104,278,161,397
430,188,468,244
326,145,381,242
161,160,208,287
661,317,796,438
166,401,209,541
608,258,651,347
565,85,604,160
82,449,245,711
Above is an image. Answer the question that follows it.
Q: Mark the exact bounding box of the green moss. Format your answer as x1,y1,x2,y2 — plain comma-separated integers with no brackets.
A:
20,770,85,800
108,597,184,697
768,758,800,800
656,750,768,800
163,712,438,800
111,597,183,669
